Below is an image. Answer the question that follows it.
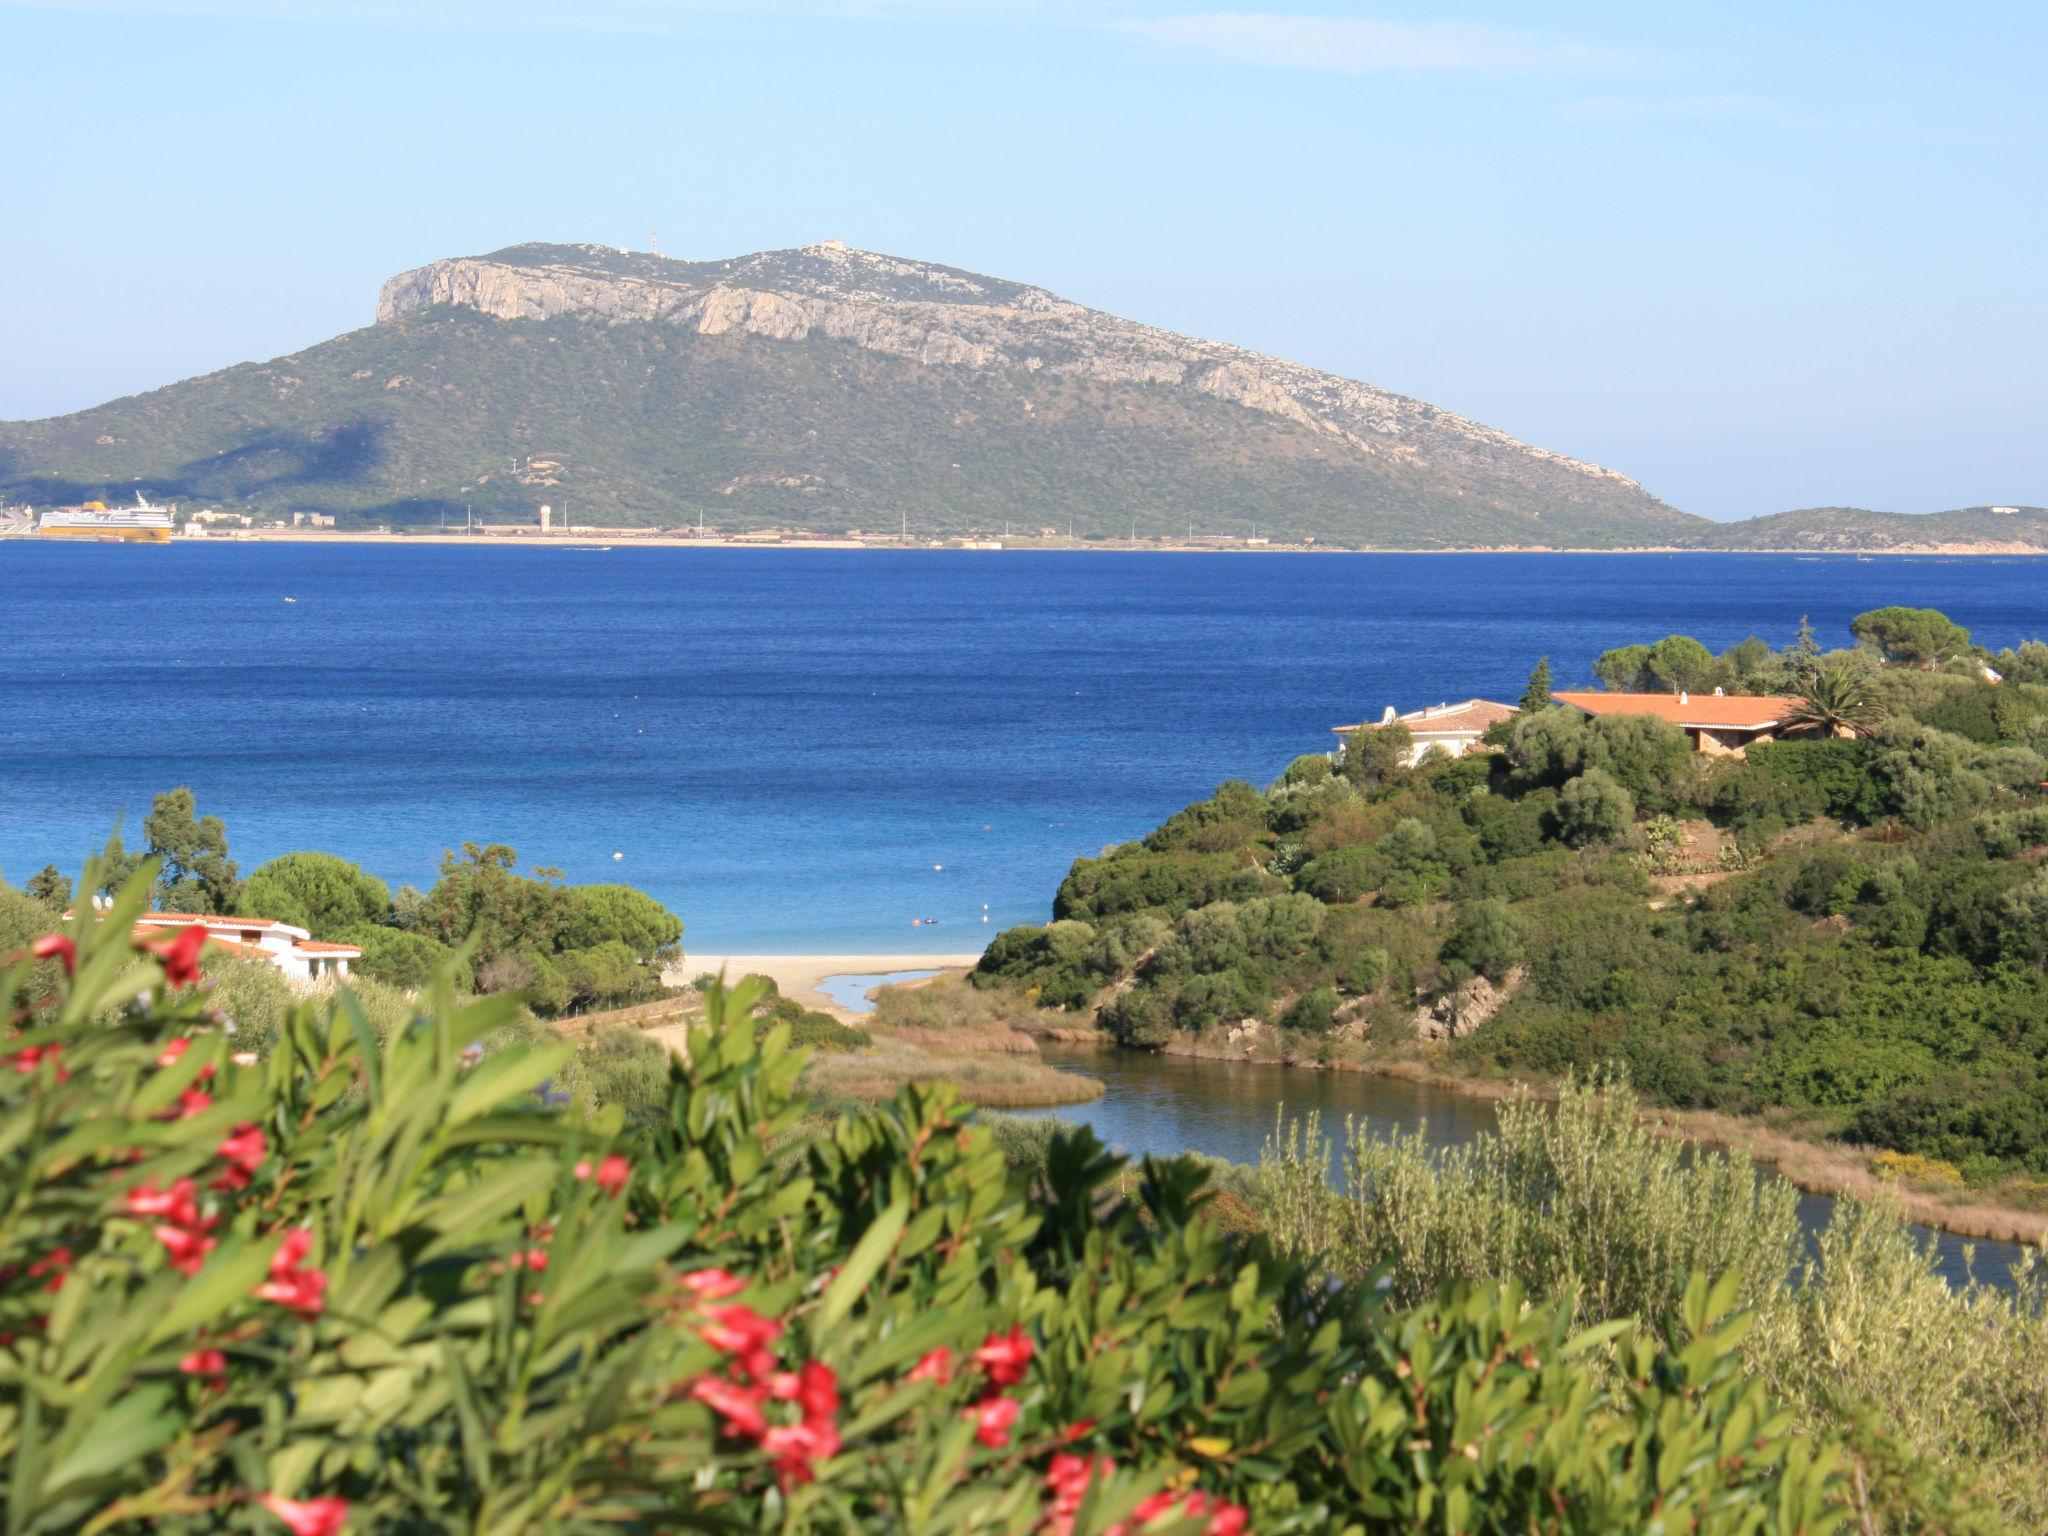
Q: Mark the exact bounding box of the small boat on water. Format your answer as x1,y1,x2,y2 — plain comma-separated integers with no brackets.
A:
37,493,174,543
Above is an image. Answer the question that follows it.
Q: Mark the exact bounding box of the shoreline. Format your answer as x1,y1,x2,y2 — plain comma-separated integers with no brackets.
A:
1038,1033,2048,1249
673,952,982,1019
5,532,2045,557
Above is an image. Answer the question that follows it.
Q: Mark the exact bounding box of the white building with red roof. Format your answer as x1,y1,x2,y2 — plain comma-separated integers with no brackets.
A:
1331,699,1519,766
129,914,360,984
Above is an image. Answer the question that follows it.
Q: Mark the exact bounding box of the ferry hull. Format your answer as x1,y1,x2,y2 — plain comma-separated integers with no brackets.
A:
37,525,171,543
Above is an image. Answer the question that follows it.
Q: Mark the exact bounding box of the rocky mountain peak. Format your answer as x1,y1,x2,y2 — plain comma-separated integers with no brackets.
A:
375,240,1654,506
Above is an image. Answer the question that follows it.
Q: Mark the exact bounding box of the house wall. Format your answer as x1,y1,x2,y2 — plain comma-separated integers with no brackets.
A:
1694,727,1774,758
1405,733,1482,766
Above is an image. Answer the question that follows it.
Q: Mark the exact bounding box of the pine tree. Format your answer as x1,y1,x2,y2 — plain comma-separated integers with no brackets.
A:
25,865,72,913
1791,615,1820,689
1519,657,1554,712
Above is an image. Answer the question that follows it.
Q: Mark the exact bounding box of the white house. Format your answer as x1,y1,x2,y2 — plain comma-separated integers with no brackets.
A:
130,913,361,984
1331,699,1519,766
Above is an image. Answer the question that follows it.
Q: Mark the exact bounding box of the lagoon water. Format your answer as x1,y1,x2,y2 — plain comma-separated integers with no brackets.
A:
3,543,2044,950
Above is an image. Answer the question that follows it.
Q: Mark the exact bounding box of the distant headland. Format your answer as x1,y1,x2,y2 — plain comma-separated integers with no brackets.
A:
2,239,2037,553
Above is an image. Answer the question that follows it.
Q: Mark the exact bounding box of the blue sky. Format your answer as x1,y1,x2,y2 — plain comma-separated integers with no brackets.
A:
2,0,2042,520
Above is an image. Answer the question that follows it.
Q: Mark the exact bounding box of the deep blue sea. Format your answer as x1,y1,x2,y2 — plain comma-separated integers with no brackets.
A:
2,544,2044,951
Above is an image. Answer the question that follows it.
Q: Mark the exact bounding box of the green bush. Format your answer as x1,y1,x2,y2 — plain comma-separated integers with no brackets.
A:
1551,768,1635,846
1439,899,1524,982
349,926,473,992
1747,738,1884,823
1259,1075,2044,1532
237,852,391,938
0,868,1991,1534
971,920,1104,1009
1280,985,1342,1036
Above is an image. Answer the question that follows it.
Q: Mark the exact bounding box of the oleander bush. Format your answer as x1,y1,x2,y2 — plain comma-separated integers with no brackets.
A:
3,866,1895,1535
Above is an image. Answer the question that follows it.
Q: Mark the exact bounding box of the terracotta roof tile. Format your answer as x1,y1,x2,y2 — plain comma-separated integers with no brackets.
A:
1552,691,1800,730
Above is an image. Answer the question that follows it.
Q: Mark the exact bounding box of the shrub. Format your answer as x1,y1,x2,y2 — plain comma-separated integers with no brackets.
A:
1280,986,1342,1036
1097,985,1174,1048
1552,768,1635,846
237,851,392,937
1439,899,1525,982
1746,738,1883,823
350,926,473,992
0,871,1987,1534
1258,1075,2046,1531
1292,845,1379,904
971,920,1102,1009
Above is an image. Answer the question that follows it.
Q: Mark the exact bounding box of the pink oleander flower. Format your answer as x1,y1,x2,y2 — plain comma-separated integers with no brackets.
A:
27,1246,73,1294
691,1375,771,1440
794,1359,838,1423
254,1227,327,1316
699,1303,783,1378
180,1347,227,1377
215,1123,267,1190
761,1418,841,1488
146,925,208,989
156,1222,218,1275
974,1326,1034,1387
1044,1452,1118,1536
8,1041,69,1080
1130,1491,1249,1536
968,1393,1019,1449
258,1494,349,1536
572,1152,631,1197
908,1345,954,1384
126,1177,201,1227
30,933,76,976
678,1267,747,1300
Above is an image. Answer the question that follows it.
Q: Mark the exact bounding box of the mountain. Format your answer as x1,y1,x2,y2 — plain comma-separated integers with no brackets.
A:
0,241,1705,547
1684,503,2048,553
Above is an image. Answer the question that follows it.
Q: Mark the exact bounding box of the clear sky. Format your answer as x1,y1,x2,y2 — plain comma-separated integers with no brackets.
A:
2,0,2042,520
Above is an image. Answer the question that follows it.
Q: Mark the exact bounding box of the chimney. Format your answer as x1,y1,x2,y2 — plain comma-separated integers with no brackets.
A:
1679,689,1689,706
1381,706,1397,724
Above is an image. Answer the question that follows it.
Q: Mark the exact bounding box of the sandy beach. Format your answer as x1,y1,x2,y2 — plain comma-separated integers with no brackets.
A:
673,953,983,1018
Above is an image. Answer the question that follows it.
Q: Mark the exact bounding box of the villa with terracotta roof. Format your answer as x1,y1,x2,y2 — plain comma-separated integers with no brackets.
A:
1552,690,1804,758
1331,699,1519,766
128,913,360,984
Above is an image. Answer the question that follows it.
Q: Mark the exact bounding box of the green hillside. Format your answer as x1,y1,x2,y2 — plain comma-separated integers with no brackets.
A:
0,243,1705,548
1687,503,2048,552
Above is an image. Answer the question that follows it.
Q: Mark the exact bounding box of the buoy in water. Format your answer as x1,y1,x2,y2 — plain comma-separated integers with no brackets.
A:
932,863,943,871
612,852,623,861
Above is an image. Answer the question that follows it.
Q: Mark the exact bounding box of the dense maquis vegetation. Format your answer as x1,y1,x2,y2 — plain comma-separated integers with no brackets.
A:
973,611,2048,1192
13,793,684,1020
0,869,1973,1533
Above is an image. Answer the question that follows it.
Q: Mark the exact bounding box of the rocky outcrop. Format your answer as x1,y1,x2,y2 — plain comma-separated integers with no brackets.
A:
1412,967,1526,1042
377,241,1663,513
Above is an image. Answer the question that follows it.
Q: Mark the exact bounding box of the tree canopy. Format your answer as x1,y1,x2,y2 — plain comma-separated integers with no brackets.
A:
238,851,392,938
1851,606,1972,667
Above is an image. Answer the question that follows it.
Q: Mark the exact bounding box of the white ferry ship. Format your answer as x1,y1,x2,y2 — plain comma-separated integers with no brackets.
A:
37,494,175,543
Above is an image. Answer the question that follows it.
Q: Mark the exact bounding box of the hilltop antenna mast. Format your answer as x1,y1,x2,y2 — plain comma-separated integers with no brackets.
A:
650,231,662,256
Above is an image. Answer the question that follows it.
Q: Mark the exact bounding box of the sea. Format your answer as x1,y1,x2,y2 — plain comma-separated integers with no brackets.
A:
3,544,2044,950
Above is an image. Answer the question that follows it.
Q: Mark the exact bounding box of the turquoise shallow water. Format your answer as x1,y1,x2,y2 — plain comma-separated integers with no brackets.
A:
3,543,2042,950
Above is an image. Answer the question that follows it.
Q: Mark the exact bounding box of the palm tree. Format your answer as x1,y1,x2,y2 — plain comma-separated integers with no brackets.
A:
1782,661,1884,739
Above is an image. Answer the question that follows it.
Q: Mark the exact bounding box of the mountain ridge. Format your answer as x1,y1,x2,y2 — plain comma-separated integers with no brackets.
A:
0,241,2034,550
